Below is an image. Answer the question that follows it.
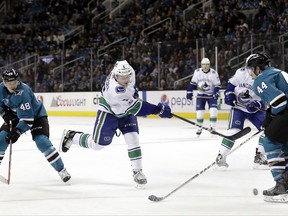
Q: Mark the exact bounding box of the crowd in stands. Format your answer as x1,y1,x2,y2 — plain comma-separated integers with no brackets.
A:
0,0,287,92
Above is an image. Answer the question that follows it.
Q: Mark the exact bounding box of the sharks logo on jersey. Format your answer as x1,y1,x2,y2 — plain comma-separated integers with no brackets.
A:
14,89,24,96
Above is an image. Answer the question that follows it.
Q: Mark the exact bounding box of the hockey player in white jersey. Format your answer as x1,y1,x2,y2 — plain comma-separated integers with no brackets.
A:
59,60,172,187
215,55,267,169
186,58,221,136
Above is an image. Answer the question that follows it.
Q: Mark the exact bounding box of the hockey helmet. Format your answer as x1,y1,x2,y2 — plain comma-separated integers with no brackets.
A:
2,68,19,82
246,53,271,71
2,68,20,92
201,58,210,73
246,53,271,78
113,60,134,87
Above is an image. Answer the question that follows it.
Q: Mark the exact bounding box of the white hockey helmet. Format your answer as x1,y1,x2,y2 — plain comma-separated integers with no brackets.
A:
113,60,133,76
113,60,134,87
201,58,210,72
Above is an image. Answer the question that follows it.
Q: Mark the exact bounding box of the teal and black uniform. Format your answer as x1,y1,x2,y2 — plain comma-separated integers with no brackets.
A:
0,80,65,172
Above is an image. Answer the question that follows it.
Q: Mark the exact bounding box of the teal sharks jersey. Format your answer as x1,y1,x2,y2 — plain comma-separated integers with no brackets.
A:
0,82,47,133
253,67,288,115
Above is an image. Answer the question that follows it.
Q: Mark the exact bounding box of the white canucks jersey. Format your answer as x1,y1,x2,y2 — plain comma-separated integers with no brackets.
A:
229,66,262,112
191,67,221,95
99,69,138,117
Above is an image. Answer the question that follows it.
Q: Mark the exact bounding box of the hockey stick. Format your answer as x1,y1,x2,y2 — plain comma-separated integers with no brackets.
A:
7,120,12,184
148,129,264,202
235,102,266,112
195,96,213,99
0,120,13,184
172,113,251,141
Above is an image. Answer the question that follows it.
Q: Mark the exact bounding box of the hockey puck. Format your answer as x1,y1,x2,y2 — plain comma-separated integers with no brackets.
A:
253,188,258,196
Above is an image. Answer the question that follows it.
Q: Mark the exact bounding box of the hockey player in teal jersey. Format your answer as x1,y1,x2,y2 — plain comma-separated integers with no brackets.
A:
59,60,172,187
0,68,71,183
248,53,288,202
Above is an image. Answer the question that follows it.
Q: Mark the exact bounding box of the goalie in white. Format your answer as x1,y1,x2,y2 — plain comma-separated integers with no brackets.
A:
59,60,172,187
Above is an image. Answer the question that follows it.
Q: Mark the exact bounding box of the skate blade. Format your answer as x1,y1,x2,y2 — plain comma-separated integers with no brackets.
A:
253,164,269,170
213,165,229,171
264,194,288,203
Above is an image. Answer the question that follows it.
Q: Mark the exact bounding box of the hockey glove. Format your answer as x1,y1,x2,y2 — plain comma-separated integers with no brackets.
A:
224,91,236,106
157,103,172,118
133,86,139,99
246,100,262,112
186,92,193,100
213,92,219,100
213,87,220,100
1,108,19,127
6,128,21,144
186,83,196,101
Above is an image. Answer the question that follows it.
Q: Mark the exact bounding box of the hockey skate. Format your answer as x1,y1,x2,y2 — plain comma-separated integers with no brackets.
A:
133,169,147,189
263,181,288,203
58,168,71,183
214,153,229,170
59,130,82,153
196,128,202,136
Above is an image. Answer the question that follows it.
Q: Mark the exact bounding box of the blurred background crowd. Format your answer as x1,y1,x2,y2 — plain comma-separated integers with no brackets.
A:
0,0,287,92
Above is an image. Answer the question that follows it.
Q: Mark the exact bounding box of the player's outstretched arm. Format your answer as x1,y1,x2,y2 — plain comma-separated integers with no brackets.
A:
136,101,172,118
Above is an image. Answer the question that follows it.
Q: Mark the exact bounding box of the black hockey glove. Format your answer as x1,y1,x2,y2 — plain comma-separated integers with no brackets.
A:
6,128,21,144
1,108,19,127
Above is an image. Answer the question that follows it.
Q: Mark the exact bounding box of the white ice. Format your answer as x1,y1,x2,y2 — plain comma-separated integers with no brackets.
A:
0,117,288,215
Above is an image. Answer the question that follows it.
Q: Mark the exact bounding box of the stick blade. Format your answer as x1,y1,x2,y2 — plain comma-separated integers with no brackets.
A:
0,175,8,184
148,195,164,202
225,126,251,140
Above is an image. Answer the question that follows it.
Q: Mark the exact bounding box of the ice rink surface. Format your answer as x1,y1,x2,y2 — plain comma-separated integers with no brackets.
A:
0,116,288,216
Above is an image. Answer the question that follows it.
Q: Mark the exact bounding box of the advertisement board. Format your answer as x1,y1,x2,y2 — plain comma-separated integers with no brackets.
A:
35,90,230,119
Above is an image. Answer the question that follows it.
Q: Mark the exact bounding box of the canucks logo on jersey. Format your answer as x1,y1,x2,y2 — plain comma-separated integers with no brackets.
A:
198,81,211,92
237,90,253,104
